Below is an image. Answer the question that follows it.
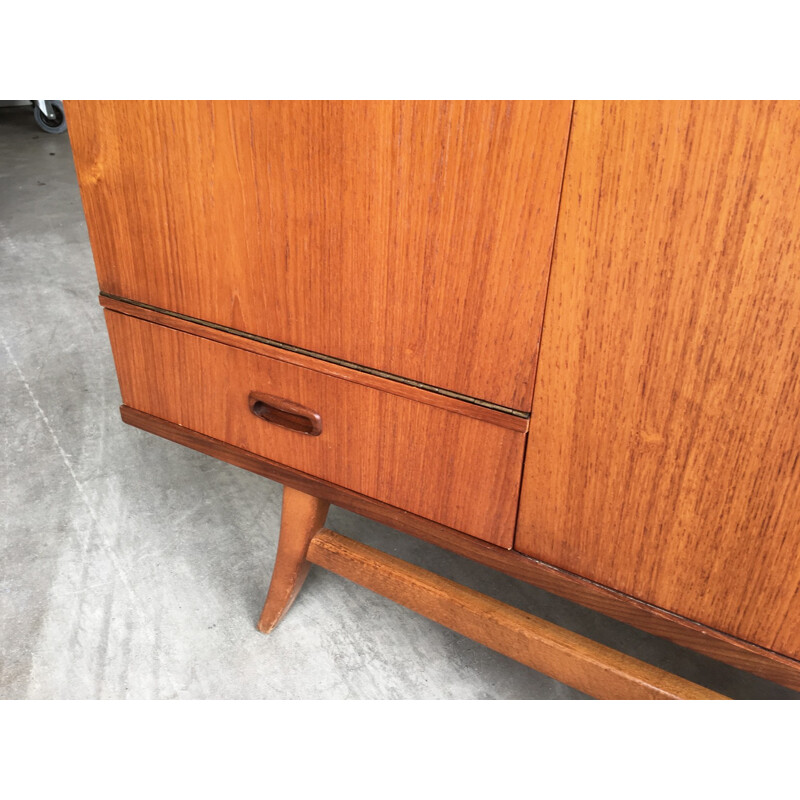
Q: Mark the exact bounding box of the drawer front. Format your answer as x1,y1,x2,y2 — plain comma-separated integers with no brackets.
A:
105,312,524,546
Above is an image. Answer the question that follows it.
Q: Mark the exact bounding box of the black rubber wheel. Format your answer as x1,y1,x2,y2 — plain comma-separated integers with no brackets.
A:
33,101,67,134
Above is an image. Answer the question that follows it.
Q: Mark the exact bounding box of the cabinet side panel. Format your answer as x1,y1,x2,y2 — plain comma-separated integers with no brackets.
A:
517,101,800,659
66,100,571,411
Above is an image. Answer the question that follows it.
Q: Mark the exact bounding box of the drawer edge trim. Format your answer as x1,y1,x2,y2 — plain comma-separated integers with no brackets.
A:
100,293,530,430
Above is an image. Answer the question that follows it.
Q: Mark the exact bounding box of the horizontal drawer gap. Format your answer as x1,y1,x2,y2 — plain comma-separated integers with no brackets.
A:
100,293,530,419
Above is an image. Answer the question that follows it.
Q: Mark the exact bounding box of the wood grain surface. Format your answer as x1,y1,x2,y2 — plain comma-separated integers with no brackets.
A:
307,529,726,699
106,311,524,545
66,100,572,410
120,405,800,691
98,295,529,432
258,486,329,633
517,101,800,659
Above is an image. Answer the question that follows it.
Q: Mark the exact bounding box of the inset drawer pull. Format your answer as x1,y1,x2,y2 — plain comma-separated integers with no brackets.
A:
248,392,323,436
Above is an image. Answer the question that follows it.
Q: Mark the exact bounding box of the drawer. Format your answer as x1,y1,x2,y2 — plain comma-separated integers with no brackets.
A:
105,311,525,546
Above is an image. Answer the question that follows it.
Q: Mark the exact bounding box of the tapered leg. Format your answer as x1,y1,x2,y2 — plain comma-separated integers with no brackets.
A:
258,485,330,633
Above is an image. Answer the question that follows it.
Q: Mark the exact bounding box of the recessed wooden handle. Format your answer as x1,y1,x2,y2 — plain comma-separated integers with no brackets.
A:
248,392,322,436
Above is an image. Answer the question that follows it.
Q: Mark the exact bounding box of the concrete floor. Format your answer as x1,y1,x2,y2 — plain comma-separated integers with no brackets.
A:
1,104,797,700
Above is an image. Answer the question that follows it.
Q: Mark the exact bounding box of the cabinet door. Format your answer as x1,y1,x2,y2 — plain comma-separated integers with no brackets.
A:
517,101,800,658
67,101,571,411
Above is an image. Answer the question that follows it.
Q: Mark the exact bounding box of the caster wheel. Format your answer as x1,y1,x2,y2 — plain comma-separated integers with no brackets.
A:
33,101,67,134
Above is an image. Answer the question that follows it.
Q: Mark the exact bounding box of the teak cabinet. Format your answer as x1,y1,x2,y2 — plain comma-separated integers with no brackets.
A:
66,101,800,698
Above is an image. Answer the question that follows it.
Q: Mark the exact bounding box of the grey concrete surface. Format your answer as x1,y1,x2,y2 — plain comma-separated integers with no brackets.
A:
1,104,797,700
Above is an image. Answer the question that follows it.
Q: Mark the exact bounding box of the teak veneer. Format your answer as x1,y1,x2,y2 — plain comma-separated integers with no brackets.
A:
519,102,800,659
68,100,571,411
67,100,800,698
105,310,524,545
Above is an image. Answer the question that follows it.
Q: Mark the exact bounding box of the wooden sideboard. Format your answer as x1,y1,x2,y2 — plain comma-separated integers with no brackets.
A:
66,100,800,698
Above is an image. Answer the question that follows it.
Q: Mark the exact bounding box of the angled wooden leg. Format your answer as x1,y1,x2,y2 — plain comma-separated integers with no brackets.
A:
258,485,330,633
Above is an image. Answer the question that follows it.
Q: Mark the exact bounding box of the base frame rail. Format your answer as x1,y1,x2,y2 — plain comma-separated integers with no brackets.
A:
259,486,726,700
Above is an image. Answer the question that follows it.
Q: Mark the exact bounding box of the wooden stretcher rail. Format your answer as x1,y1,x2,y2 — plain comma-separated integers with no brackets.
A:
307,529,727,700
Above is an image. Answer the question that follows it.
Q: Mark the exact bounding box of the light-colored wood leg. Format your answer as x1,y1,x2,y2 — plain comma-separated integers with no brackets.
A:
258,485,330,633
